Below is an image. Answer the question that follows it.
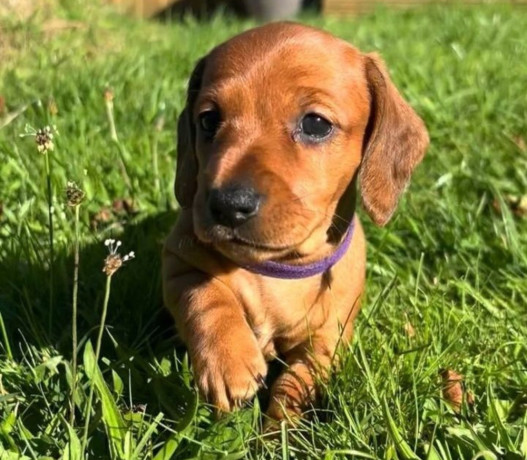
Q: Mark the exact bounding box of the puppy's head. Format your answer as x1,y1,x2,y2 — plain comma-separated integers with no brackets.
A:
175,22,428,264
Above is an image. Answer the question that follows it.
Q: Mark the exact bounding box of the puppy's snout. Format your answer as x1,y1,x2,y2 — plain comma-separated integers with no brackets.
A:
208,186,261,228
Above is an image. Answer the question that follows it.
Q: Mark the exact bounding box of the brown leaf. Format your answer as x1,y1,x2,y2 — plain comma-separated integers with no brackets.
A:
112,198,137,215
505,194,527,218
0,0,36,19
513,135,526,152
0,96,5,115
41,18,86,34
510,195,527,217
491,198,502,215
47,98,58,116
104,88,114,102
90,208,112,230
403,322,416,338
91,199,138,230
492,194,527,218
440,369,474,413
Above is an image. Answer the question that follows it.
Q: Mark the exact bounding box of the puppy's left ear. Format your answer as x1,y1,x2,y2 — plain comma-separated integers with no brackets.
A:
174,58,206,209
360,53,429,226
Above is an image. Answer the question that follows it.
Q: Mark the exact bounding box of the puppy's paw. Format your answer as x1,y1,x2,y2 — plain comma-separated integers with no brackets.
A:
265,363,316,422
192,334,267,412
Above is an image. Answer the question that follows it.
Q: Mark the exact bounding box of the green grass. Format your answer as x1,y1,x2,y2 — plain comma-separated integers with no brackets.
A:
1,1,526,458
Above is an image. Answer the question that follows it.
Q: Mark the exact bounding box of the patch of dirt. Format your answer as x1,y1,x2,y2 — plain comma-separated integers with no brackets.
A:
0,0,37,19
0,1,125,75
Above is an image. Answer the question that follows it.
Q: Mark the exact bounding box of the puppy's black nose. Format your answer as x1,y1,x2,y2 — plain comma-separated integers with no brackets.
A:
208,186,261,227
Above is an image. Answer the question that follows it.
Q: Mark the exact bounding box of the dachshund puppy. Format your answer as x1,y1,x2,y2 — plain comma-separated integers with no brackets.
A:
163,22,428,420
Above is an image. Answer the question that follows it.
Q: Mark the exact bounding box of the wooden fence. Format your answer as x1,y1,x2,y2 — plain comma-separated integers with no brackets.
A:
106,0,527,18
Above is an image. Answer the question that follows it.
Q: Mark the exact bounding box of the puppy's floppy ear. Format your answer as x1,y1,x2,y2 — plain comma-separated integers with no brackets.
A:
175,58,206,209
360,53,429,226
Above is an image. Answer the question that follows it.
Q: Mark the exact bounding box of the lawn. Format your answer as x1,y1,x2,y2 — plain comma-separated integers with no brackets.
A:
0,1,526,458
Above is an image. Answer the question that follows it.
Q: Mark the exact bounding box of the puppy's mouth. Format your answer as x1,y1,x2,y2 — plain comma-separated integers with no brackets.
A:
207,225,292,252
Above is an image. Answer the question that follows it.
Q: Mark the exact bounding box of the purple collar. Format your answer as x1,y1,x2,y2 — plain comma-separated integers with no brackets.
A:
243,217,356,279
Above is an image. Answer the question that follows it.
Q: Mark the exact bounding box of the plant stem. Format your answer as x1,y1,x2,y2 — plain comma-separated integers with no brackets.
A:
105,97,133,195
44,152,54,335
81,274,112,453
70,204,81,425
152,130,160,202
114,141,133,195
105,98,118,143
0,311,13,360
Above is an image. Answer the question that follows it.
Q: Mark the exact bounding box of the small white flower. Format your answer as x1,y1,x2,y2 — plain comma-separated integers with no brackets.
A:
102,239,134,276
122,251,135,262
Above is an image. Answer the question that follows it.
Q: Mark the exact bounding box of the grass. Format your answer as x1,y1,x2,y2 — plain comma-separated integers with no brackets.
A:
0,1,526,458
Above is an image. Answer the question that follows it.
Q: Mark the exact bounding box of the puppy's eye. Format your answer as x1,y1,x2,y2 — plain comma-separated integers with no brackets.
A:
199,110,221,138
300,113,333,140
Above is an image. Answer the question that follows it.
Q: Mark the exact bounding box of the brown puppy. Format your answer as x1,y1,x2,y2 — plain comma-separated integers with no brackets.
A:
163,22,428,420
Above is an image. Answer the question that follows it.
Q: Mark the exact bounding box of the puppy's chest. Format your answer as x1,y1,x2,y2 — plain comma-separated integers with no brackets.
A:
234,274,334,352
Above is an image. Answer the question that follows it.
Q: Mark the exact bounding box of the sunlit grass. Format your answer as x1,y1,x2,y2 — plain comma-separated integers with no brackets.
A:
0,1,526,458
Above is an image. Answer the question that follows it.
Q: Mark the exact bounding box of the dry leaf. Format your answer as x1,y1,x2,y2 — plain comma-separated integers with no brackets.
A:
505,194,527,218
90,208,112,230
492,194,527,218
42,19,86,35
91,199,137,230
491,198,502,214
440,369,474,412
0,0,36,19
112,198,137,215
509,195,527,217
48,98,58,116
403,322,416,338
513,135,526,152
0,96,5,115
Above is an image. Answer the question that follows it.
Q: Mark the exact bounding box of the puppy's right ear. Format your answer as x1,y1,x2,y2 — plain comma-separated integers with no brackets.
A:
360,53,429,226
175,58,206,209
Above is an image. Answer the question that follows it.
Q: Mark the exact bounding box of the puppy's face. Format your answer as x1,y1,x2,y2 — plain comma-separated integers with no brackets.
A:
176,23,428,264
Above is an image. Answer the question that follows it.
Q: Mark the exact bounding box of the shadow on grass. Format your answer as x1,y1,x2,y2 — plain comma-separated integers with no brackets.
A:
0,207,284,456
1,209,177,353
0,209,204,442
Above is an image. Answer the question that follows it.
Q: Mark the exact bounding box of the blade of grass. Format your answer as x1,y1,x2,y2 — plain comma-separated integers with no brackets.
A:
381,397,419,460
131,412,164,460
61,419,82,460
83,340,127,458
0,311,13,359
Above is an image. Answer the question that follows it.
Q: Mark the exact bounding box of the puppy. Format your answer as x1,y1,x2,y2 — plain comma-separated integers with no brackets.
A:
163,22,428,420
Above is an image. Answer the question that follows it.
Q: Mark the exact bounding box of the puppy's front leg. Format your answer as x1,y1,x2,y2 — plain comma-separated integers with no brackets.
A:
266,334,339,422
165,271,267,412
